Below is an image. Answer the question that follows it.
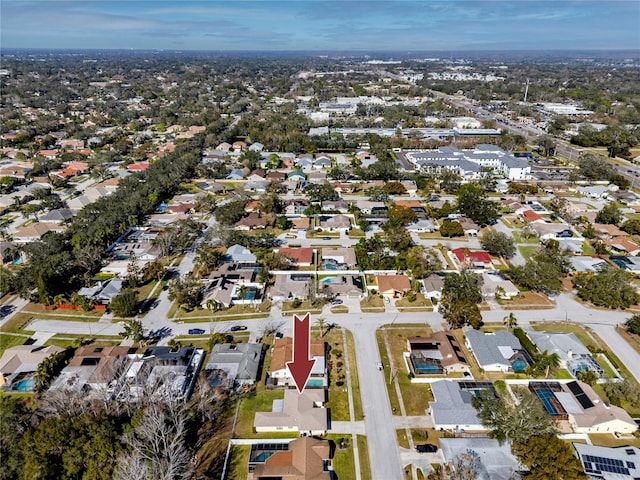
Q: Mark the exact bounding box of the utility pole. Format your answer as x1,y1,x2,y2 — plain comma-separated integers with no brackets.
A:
524,78,530,103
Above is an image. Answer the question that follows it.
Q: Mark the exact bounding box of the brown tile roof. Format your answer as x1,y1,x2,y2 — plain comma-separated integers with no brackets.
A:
270,337,325,373
251,437,331,480
376,274,411,294
278,247,314,265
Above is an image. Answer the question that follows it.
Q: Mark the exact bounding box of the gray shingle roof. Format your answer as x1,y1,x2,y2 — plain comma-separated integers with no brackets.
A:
465,330,523,368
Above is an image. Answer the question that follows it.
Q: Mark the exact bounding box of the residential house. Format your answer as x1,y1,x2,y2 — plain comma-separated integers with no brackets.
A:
531,223,575,241
216,142,232,152
119,346,204,401
401,180,418,196
291,217,310,232
429,380,495,431
206,343,263,387
38,208,74,224
376,274,411,298
317,214,351,232
570,256,609,273
0,242,18,265
0,345,65,392
573,443,640,479
322,199,349,213
225,244,257,264
201,263,264,309
277,247,314,267
527,331,604,378
481,272,519,299
12,222,65,243
247,169,266,182
314,155,332,169
321,247,357,269
287,170,306,183
407,219,437,233
270,274,311,301
604,237,640,256
266,171,286,182
50,345,133,394
78,278,125,305
423,274,444,300
254,388,328,436
529,381,637,434
458,217,480,235
234,212,271,230
450,248,493,270
577,185,616,199
248,437,332,480
248,142,264,152
267,337,326,389
465,329,531,373
320,275,364,298
407,332,470,376
232,141,247,152
610,255,640,273
226,169,245,180
519,209,546,223
440,438,521,480
355,200,385,214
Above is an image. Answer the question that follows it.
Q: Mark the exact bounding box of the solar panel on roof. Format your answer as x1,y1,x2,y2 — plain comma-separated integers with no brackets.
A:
567,381,594,409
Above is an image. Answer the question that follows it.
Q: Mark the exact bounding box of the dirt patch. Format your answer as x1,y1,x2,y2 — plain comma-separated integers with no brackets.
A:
501,291,555,310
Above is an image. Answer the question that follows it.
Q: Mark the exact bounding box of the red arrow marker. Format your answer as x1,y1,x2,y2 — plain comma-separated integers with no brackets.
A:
286,312,316,394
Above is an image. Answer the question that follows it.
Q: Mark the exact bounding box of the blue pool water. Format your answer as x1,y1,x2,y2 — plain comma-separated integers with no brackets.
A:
254,452,274,462
306,378,324,387
12,257,22,265
13,379,35,391
511,359,527,372
243,291,256,300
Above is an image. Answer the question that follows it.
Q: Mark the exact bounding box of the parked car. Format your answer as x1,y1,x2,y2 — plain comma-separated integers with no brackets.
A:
376,362,384,371
322,236,332,240
230,325,247,332
416,444,438,453
188,328,205,335
330,298,343,305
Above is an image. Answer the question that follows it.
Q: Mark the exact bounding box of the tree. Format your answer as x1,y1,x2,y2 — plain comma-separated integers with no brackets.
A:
214,198,247,225
503,312,518,331
601,378,640,407
512,435,586,480
439,220,464,238
621,217,640,235
627,314,640,335
383,224,412,252
305,183,338,204
472,389,557,445
573,268,639,309
34,350,67,392
480,231,516,258
109,289,139,317
536,134,556,157
406,246,442,278
528,350,561,378
315,317,326,337
595,202,622,225
167,276,202,311
577,369,599,386
383,181,406,195
427,452,483,480
456,183,499,226
440,270,483,328
119,319,145,342
507,241,570,294
0,395,30,479
387,205,417,226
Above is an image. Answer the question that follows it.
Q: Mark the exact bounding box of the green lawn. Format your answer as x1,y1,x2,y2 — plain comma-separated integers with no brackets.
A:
326,434,356,480
0,333,28,356
357,435,371,480
227,445,251,480
234,389,295,439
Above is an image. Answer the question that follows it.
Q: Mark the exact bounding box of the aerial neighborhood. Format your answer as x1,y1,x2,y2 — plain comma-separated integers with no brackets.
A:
0,48,639,480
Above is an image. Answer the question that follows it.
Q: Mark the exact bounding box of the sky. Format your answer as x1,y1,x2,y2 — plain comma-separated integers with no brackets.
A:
1,0,639,51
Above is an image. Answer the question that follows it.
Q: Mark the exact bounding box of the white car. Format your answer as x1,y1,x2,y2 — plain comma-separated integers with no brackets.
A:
376,362,384,371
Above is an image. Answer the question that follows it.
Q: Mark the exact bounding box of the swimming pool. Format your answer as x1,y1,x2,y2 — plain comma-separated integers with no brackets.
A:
13,378,35,392
306,378,324,387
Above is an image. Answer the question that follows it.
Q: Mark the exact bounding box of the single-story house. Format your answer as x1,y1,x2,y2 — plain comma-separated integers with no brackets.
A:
569,256,608,273
440,438,520,480
450,248,493,270
276,247,314,267
422,274,444,300
573,443,640,479
267,336,326,389
321,247,357,268
317,214,351,232
0,344,64,392
270,274,311,301
254,388,328,436
429,380,494,431
376,274,411,298
320,275,364,298
249,437,332,480
481,272,519,299
527,331,603,378
465,329,531,373
206,343,263,386
407,332,470,376
225,244,257,264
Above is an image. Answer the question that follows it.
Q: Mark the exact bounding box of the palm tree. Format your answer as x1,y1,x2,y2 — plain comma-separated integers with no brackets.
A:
316,317,326,337
503,313,518,332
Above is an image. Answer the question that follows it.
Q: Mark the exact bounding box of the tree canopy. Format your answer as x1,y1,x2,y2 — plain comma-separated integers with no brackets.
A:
480,231,516,258
456,183,499,226
573,268,639,309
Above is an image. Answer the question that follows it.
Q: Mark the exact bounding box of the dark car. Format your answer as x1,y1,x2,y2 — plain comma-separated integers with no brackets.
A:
330,298,343,305
322,237,332,240
416,444,438,453
230,325,247,332
188,328,205,335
